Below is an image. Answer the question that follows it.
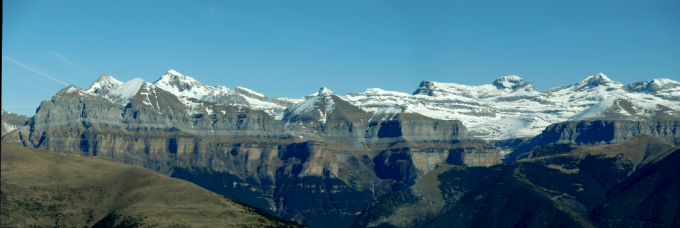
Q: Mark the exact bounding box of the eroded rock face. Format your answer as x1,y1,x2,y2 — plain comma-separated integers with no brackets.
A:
2,90,500,228
502,120,680,160
236,87,270,102
536,120,680,145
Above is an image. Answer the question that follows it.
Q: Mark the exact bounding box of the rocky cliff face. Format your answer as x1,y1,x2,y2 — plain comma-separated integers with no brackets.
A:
502,119,680,160
536,120,680,145
2,81,500,228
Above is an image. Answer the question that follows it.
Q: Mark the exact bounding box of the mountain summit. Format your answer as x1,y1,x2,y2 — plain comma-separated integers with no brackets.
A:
575,73,622,89
492,75,536,91
86,74,123,95
153,69,213,99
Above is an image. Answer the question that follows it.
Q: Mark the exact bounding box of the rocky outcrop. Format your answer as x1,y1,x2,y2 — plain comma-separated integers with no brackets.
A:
272,97,303,107
1,109,28,136
533,120,680,146
236,87,269,102
503,120,680,160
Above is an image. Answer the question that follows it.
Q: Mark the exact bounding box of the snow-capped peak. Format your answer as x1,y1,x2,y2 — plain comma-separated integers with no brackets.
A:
86,74,123,94
576,73,622,89
492,75,535,91
154,69,192,84
153,69,213,99
303,86,335,99
318,86,334,96
165,69,183,76
281,87,337,123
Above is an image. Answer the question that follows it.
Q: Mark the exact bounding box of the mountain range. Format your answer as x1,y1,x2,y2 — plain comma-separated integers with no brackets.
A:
2,70,679,228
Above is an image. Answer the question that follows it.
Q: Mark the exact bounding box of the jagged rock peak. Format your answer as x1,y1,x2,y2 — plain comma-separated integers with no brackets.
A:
303,87,335,99
87,74,123,93
492,75,536,91
576,73,622,88
412,80,435,96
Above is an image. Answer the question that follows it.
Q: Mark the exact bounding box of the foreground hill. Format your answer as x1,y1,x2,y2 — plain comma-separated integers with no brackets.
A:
0,142,304,228
350,134,680,228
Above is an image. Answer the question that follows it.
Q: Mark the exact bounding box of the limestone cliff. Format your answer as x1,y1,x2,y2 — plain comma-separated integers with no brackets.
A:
2,85,500,228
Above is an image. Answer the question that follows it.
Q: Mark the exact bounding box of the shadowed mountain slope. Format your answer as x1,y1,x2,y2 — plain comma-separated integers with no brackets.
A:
350,134,680,228
0,142,304,228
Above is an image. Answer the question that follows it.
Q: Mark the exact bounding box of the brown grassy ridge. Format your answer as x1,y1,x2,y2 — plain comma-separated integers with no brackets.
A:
0,142,304,228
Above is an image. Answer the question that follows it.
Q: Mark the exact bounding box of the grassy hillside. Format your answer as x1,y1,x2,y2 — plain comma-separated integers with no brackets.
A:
0,142,304,228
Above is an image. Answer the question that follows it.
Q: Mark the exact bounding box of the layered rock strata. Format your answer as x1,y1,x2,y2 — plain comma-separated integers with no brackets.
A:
2,85,499,228
236,86,270,102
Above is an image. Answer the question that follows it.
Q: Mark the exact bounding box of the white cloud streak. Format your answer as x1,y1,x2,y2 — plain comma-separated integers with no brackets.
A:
21,78,54,94
2,55,69,86
2,71,55,94
46,50,77,65
46,50,96,78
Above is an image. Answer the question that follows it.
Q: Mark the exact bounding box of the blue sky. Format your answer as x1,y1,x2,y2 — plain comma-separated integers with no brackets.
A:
3,0,679,116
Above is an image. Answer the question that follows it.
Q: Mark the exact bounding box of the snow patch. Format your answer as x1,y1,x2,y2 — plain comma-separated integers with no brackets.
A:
109,78,146,102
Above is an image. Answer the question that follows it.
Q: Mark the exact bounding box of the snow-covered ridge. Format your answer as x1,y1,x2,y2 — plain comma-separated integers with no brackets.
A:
235,87,269,102
344,73,680,140
79,70,285,115
153,69,214,99
56,85,95,97
65,71,679,140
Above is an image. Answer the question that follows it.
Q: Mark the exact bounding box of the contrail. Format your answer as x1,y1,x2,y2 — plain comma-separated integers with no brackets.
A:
46,50,77,65
2,71,55,94
2,55,69,86
46,50,96,78
21,78,54,93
